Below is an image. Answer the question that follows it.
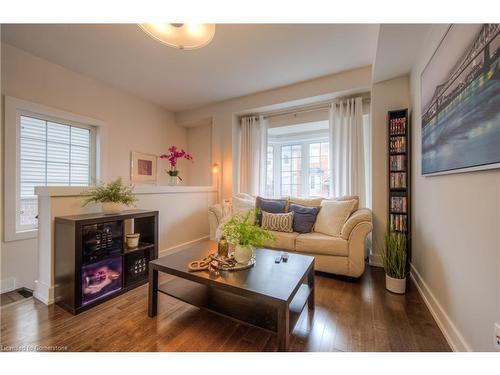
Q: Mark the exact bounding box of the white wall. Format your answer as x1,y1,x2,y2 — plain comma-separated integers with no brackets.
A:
370,76,410,264
186,123,212,186
1,43,189,291
176,66,373,200
409,24,500,351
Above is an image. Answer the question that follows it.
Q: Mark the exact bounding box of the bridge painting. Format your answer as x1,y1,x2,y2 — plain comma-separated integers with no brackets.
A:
421,24,500,175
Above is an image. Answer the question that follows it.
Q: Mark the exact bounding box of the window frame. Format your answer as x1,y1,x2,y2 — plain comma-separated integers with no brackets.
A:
267,135,329,198
4,97,102,241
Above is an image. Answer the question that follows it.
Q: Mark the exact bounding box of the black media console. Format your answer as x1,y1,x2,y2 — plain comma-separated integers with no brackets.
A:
54,209,158,315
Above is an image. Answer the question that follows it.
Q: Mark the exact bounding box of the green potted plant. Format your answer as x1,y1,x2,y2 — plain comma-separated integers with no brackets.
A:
82,178,137,214
219,209,275,263
382,230,407,294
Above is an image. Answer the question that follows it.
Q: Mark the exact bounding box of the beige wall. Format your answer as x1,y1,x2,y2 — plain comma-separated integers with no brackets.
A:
1,43,189,291
409,24,500,351
370,76,410,263
186,123,212,186
176,66,373,200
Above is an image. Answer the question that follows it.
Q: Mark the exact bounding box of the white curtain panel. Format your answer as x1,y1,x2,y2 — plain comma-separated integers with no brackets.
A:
329,97,366,207
239,115,267,195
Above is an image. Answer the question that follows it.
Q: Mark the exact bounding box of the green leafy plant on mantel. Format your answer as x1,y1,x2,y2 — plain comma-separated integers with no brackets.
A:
220,209,275,247
381,230,407,279
82,178,137,207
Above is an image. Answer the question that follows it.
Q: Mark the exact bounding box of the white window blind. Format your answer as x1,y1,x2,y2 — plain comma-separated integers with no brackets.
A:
19,115,93,230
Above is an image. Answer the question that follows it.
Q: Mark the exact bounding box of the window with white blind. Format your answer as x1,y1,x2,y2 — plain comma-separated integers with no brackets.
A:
18,115,96,231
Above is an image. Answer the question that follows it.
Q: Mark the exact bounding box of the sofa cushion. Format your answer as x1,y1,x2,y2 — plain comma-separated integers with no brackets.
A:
255,196,288,225
332,195,359,213
232,195,255,216
296,232,348,257
314,199,356,237
263,231,298,251
262,211,294,233
288,197,323,207
288,203,320,233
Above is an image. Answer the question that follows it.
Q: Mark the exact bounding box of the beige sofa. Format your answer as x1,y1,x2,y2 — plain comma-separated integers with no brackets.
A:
208,195,373,278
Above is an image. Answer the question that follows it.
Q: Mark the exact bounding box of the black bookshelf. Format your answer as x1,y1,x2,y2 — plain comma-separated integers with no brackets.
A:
54,209,158,315
387,109,411,263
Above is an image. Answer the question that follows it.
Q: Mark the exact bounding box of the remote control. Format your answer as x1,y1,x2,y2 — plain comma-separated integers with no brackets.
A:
281,252,289,262
275,256,282,263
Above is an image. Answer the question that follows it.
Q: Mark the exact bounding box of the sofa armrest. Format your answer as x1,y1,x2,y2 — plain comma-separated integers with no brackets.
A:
340,208,372,240
208,204,223,240
347,221,373,277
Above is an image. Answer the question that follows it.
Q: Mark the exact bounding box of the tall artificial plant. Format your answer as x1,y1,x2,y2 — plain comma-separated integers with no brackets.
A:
382,230,407,279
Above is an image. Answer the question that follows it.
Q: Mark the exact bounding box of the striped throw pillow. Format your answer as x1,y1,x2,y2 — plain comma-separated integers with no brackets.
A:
261,211,294,233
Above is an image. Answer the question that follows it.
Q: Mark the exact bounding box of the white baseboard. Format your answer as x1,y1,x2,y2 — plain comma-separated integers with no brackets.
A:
410,263,471,352
33,279,55,305
159,236,210,257
0,277,16,294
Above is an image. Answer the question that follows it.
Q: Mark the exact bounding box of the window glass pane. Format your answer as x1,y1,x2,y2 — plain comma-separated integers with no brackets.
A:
20,160,46,184
309,142,330,197
265,146,274,197
47,141,70,162
47,122,70,144
71,127,90,147
47,162,70,185
70,145,90,165
21,116,46,140
21,138,46,161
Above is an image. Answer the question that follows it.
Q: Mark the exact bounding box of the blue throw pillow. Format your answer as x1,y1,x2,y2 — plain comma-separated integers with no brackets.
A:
288,203,320,233
255,196,288,225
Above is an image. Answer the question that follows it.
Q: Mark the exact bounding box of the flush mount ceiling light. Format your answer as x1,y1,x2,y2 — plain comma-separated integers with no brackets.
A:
138,23,215,50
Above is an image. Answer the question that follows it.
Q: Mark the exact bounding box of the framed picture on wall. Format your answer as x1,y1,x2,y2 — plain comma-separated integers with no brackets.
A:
421,24,500,175
130,151,158,183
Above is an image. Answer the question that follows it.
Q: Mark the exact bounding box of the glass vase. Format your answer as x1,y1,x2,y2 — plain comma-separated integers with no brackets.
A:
168,171,180,186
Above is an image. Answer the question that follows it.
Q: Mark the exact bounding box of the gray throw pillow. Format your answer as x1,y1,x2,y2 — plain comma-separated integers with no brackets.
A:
288,203,320,233
255,196,288,225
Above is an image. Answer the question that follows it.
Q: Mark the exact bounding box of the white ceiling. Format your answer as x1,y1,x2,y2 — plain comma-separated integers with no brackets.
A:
1,24,379,112
372,24,432,83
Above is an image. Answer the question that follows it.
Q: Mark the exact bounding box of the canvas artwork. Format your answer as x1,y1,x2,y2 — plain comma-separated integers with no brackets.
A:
131,151,158,183
421,24,500,175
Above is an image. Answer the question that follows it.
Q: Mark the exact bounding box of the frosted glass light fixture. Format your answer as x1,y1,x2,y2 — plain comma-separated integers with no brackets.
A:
138,23,215,50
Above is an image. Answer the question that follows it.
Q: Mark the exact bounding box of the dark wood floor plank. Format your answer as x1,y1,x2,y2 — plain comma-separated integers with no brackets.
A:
0,266,451,352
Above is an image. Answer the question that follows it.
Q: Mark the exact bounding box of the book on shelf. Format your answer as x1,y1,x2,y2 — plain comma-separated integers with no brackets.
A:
390,172,407,189
390,155,406,171
390,196,407,213
390,214,407,232
389,117,406,135
390,136,406,153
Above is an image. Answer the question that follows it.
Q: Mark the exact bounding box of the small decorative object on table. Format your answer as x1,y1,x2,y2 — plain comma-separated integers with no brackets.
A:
126,233,140,248
160,145,193,186
219,209,275,264
81,178,137,214
217,237,229,258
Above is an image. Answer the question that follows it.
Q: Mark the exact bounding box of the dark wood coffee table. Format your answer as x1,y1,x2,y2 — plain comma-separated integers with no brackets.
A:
148,241,315,351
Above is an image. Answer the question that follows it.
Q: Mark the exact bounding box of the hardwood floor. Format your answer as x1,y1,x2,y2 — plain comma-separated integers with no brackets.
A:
0,266,450,352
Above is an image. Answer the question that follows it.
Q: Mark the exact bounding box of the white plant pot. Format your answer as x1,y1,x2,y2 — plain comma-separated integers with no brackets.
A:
385,274,406,294
234,244,254,264
102,202,122,215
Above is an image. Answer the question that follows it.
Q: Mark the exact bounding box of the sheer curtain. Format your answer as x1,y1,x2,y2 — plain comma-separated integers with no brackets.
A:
329,97,366,207
239,115,267,195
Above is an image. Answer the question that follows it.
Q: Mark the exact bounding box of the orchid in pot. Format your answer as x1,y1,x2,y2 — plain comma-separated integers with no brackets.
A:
160,146,193,186
219,209,275,264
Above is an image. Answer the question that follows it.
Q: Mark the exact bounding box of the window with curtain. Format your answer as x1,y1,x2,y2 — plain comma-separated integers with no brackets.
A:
266,120,329,198
18,115,96,231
